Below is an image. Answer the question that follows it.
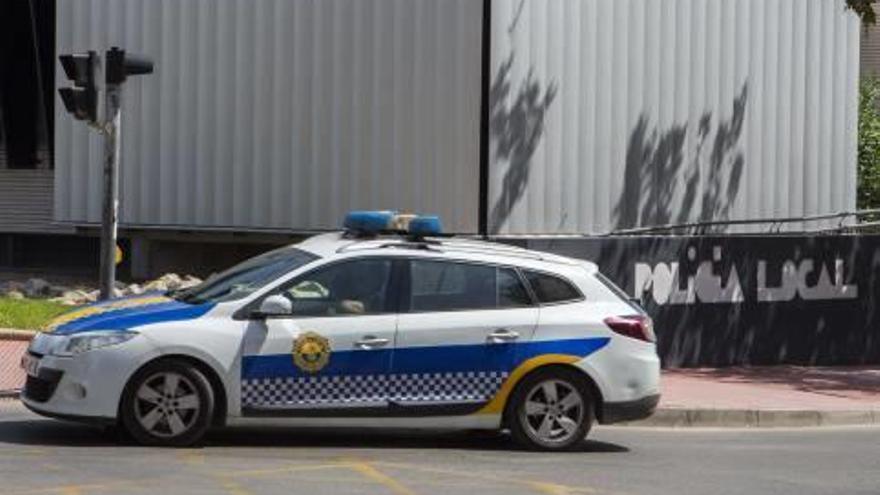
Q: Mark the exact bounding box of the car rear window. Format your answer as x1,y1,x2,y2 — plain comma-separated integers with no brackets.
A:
523,270,582,304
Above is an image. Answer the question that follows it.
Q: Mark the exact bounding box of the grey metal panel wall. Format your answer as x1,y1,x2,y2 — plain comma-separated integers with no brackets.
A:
489,0,860,234
55,0,482,233
0,170,72,234
861,22,880,76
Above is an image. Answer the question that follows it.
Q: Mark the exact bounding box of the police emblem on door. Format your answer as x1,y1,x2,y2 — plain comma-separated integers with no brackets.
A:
292,332,331,373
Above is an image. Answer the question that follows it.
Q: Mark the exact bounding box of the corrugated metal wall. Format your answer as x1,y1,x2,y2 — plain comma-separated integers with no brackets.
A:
55,0,482,232
56,0,861,236
489,0,861,234
861,21,880,76
0,170,71,234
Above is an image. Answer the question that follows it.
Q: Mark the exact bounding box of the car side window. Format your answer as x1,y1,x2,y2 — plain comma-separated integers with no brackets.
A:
276,259,393,316
408,260,532,312
497,268,532,307
523,270,582,304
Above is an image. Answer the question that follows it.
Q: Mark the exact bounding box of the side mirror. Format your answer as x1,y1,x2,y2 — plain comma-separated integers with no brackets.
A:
252,295,292,319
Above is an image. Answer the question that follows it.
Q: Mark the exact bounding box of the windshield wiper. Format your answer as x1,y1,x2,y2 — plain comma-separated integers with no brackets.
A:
166,288,202,304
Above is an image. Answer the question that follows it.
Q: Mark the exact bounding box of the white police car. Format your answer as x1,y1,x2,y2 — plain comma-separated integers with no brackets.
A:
21,212,660,450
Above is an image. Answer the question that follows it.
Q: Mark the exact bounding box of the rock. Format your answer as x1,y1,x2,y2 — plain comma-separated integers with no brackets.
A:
23,278,51,298
142,279,169,293
55,290,94,306
4,290,24,300
87,290,101,301
126,283,144,295
49,295,82,306
0,281,23,295
47,285,69,298
142,273,200,292
179,275,202,289
161,273,183,290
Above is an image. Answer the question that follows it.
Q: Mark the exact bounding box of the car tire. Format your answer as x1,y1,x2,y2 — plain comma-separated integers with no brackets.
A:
120,359,215,447
507,367,594,451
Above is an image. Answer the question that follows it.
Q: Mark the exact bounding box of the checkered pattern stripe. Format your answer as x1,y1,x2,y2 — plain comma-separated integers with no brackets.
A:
241,371,509,407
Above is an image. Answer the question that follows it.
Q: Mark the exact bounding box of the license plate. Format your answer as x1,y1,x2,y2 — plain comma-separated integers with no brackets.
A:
20,354,40,378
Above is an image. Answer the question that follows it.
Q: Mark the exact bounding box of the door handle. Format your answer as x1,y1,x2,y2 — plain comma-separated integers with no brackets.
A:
355,336,390,349
487,328,519,344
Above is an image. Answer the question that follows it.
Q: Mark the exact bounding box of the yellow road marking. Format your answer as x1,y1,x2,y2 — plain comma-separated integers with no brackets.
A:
373,461,598,495
343,460,418,495
476,354,582,414
177,449,206,465
0,448,48,459
215,477,253,495
223,462,344,479
526,480,595,495
6,480,135,495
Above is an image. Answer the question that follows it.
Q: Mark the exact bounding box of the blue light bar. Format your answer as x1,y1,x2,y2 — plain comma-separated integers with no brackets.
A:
343,211,395,234
408,215,443,237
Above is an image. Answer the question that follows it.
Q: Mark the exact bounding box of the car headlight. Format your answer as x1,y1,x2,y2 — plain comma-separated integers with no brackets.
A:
52,331,138,357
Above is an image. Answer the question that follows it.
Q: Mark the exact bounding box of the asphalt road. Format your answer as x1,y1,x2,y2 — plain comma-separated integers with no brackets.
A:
0,400,878,495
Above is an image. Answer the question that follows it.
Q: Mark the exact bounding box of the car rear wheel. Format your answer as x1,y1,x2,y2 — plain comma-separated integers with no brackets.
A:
508,368,593,451
121,360,214,447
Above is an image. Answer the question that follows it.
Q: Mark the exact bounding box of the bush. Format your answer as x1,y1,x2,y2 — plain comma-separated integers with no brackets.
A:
859,77,880,212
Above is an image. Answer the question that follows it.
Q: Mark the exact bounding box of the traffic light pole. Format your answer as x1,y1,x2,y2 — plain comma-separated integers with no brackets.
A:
59,46,153,300
98,83,121,300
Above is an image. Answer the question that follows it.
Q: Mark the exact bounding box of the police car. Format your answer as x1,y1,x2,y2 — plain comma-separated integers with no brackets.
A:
21,212,660,450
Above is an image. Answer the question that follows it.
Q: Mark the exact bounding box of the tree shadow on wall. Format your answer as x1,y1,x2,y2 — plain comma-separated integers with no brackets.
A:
613,83,749,231
488,53,558,233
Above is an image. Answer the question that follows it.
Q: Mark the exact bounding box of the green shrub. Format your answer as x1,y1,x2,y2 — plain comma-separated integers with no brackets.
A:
858,76,880,212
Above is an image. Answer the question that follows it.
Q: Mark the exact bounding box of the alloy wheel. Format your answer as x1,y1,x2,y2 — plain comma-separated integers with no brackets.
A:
520,379,585,445
134,371,201,438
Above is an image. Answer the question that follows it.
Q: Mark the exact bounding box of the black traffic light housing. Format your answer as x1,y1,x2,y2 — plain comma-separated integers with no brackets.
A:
105,47,153,85
58,51,99,122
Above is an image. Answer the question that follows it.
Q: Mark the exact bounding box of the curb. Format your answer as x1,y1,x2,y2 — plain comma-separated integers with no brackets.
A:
0,390,20,400
623,408,880,428
0,329,36,341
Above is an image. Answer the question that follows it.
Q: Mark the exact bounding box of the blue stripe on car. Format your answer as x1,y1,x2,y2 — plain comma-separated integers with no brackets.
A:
51,298,215,335
241,337,610,380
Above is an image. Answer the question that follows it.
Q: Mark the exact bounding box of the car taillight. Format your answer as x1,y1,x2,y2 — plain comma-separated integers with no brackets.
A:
604,315,656,343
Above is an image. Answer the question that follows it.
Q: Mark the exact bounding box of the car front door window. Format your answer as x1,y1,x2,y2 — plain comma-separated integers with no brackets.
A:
280,259,393,317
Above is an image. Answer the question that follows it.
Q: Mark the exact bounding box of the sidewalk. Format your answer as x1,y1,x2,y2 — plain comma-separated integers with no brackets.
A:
0,332,30,394
633,366,880,427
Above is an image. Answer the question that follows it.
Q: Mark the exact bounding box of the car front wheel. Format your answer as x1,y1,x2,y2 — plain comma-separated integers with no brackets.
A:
508,368,593,451
121,360,214,447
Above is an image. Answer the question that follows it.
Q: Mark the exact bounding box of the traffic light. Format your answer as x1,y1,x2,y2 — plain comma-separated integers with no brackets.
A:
105,47,153,85
58,51,99,122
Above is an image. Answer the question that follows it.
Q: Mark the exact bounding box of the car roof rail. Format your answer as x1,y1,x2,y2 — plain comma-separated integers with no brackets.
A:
429,242,546,261
336,238,443,254
335,233,578,266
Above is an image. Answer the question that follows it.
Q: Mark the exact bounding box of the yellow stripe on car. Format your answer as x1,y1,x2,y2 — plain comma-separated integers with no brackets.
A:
44,295,171,331
475,354,581,415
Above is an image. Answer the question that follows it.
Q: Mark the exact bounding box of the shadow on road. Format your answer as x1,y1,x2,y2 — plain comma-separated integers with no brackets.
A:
0,417,629,454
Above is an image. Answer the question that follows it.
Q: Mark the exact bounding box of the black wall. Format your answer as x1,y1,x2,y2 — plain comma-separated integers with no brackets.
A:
0,0,55,168
520,235,880,368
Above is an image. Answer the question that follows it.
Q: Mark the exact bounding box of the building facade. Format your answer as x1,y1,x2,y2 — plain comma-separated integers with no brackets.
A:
0,0,867,276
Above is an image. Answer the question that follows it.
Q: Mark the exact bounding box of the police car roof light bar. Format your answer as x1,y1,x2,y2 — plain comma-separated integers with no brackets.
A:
343,211,397,237
407,216,443,237
342,211,445,240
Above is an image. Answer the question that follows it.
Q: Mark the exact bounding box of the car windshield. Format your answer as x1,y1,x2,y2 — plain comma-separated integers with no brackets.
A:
170,247,318,304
